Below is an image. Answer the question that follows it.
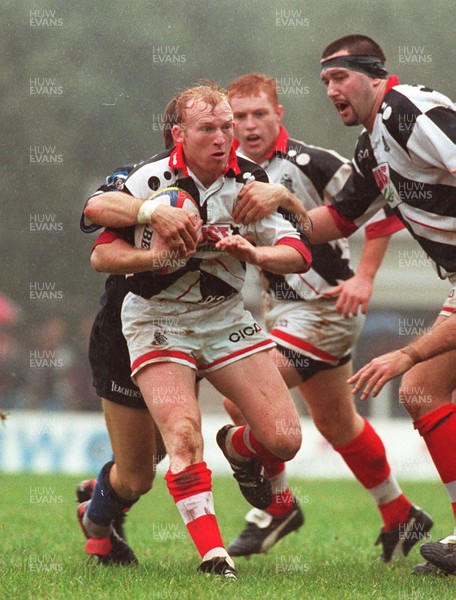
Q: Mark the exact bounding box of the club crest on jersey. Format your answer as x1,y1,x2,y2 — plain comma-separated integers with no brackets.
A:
280,174,295,193
113,176,126,190
372,163,395,204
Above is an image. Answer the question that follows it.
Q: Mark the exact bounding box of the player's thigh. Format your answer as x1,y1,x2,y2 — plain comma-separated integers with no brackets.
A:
222,347,297,425
207,350,301,455
102,398,160,477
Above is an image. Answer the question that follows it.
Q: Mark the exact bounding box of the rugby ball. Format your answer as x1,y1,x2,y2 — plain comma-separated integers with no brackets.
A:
135,187,200,274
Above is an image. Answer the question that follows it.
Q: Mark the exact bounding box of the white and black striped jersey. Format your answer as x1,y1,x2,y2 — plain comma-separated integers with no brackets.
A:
328,78,456,279
107,145,311,304
237,126,402,302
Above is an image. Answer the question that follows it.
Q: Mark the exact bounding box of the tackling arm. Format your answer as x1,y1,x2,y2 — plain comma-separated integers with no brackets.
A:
84,191,200,252
348,315,456,400
325,234,391,317
91,232,193,275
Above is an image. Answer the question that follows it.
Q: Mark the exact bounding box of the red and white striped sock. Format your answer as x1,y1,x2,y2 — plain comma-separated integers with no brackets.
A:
414,403,456,524
334,419,411,530
262,459,294,517
165,461,227,560
226,425,281,464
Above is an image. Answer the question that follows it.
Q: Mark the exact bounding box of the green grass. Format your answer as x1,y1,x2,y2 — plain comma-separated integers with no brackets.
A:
0,474,454,599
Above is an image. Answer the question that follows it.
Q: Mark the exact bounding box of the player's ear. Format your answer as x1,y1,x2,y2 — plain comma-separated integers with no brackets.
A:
172,124,184,144
276,104,284,122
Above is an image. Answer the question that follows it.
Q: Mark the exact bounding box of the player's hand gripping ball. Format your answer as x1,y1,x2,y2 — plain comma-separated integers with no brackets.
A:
135,187,201,274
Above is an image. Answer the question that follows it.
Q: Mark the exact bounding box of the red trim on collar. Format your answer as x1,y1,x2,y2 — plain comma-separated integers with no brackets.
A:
169,143,189,176
385,75,400,94
266,125,289,158
168,142,240,176
226,143,241,175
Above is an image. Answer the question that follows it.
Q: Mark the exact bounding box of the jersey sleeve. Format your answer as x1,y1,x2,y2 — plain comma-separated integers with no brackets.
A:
364,206,405,239
244,210,312,270
329,134,388,234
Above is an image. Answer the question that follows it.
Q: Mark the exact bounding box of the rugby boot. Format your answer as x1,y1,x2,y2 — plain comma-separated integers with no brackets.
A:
198,556,238,580
375,504,433,562
419,536,456,575
216,424,272,510
228,502,304,557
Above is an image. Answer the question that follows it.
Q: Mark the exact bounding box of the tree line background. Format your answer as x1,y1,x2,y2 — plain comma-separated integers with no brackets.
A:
2,0,455,345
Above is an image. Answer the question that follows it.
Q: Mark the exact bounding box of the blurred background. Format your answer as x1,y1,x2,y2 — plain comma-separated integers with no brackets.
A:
0,0,453,474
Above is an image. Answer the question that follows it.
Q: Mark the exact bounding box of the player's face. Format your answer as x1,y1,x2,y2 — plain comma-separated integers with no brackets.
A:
174,99,234,186
320,52,378,129
230,92,283,164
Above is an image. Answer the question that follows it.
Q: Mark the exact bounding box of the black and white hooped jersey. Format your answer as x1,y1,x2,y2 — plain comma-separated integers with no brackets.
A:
237,126,402,302
112,144,311,304
328,78,456,279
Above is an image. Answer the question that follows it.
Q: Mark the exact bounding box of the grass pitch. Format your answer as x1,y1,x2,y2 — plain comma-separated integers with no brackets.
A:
0,473,454,599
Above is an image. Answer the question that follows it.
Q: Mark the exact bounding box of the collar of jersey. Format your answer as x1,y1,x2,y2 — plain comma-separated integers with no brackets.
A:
169,142,241,176
268,124,289,158
385,75,400,95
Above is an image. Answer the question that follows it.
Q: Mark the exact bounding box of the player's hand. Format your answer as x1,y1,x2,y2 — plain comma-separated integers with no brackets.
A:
233,182,284,224
324,275,373,318
347,350,415,400
215,234,258,263
149,232,196,270
151,205,202,255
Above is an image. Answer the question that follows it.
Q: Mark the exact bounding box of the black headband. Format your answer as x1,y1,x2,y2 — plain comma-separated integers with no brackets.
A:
320,55,388,79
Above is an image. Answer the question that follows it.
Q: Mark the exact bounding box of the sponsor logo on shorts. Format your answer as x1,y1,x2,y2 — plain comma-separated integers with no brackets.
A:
228,323,262,343
111,380,142,398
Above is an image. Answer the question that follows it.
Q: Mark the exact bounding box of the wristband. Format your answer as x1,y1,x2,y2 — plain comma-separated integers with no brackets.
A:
137,200,159,224
399,345,422,365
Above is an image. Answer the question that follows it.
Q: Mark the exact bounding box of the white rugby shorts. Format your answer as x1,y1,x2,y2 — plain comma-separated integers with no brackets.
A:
122,293,275,381
264,297,365,365
439,275,456,318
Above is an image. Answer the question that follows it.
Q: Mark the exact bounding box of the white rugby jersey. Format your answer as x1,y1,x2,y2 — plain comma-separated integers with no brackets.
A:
112,145,311,304
328,78,456,279
235,127,402,301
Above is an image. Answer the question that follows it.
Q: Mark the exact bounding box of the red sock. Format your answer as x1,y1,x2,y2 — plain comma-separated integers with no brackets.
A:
165,462,224,558
335,419,411,530
262,458,294,517
230,425,280,463
414,403,456,520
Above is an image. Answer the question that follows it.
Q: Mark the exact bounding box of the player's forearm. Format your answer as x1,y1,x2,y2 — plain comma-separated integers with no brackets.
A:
401,316,456,365
91,243,160,274
84,192,142,227
255,245,309,274
275,187,313,236
356,234,391,281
